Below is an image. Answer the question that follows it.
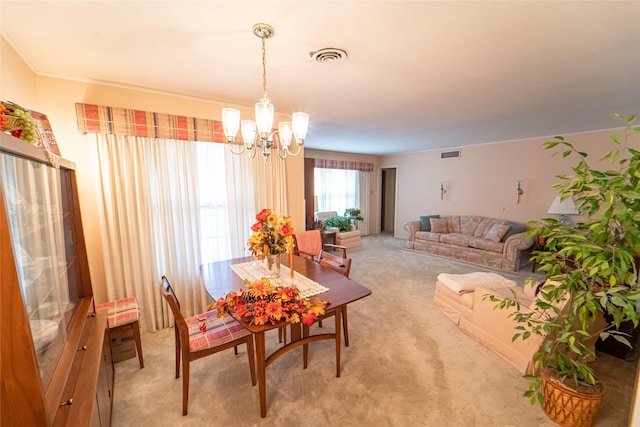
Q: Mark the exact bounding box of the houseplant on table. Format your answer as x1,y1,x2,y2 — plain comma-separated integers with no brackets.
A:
491,114,640,426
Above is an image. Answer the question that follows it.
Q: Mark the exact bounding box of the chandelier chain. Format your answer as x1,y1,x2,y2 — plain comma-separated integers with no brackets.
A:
261,35,268,101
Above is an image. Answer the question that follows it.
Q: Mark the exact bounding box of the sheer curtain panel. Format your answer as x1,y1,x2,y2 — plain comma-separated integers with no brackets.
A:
94,134,208,331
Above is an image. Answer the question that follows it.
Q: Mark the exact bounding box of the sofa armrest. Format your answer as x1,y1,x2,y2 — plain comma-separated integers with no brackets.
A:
462,286,542,374
404,221,420,241
503,232,535,252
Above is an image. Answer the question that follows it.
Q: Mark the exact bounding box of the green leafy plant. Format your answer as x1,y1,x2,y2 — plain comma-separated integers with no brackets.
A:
323,215,353,232
344,208,364,222
491,114,640,405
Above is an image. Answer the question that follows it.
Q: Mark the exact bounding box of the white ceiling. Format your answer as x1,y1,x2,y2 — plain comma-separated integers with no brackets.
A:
1,1,639,155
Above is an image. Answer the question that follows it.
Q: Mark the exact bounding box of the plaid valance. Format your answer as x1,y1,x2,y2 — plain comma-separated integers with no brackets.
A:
75,103,225,143
314,158,374,172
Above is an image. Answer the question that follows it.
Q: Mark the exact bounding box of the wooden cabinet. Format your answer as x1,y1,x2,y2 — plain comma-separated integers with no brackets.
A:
0,133,113,426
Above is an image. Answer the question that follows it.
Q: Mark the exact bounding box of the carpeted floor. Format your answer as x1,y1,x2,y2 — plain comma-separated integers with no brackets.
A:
111,234,637,426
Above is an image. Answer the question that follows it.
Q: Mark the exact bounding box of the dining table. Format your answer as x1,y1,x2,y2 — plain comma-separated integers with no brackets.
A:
200,254,372,418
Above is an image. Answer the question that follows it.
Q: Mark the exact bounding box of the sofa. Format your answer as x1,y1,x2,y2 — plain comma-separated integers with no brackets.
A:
315,211,361,248
404,215,535,271
434,273,605,375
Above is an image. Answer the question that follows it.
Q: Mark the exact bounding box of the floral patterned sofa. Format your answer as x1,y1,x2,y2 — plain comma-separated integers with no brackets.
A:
404,215,535,271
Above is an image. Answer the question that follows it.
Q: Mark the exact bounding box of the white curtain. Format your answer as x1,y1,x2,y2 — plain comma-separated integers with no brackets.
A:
94,134,207,331
358,171,371,236
222,149,288,257
92,135,290,331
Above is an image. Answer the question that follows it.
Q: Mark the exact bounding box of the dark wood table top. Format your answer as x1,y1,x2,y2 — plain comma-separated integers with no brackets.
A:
200,255,372,333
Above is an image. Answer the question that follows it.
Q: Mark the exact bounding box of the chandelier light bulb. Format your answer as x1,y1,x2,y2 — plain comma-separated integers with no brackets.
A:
222,108,240,142
292,112,309,143
255,99,275,137
278,122,293,148
241,120,257,149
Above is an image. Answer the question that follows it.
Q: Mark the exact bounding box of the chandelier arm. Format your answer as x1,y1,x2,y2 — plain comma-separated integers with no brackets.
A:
284,143,302,157
278,148,288,160
225,141,246,155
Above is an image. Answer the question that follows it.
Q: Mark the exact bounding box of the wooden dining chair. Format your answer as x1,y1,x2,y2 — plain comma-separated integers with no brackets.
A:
293,230,347,262
160,276,256,415
316,249,353,346
278,231,350,344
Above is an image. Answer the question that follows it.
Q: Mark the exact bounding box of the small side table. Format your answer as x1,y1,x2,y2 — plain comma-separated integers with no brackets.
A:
321,230,337,246
531,237,547,273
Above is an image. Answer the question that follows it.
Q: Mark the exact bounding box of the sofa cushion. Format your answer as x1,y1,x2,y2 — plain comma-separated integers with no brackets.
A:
419,214,440,231
415,231,441,242
446,215,461,234
501,221,529,242
474,218,492,237
483,223,510,243
440,233,470,247
430,218,449,233
460,216,483,236
468,237,505,253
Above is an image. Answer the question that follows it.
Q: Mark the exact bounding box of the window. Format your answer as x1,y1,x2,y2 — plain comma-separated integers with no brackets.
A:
314,168,359,214
197,142,232,263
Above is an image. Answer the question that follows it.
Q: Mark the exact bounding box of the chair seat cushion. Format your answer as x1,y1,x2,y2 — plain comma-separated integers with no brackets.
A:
185,310,251,352
96,297,140,328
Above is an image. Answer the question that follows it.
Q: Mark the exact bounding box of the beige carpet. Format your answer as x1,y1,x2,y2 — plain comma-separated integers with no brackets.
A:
111,234,637,426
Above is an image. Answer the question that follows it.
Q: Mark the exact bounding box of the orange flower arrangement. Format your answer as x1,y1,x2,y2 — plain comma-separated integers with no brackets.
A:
247,208,294,258
214,278,329,326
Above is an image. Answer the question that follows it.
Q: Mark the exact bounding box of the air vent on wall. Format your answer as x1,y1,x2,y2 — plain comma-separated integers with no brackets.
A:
440,149,461,159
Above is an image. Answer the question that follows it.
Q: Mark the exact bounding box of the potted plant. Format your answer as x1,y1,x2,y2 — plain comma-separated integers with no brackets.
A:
323,215,353,232
492,114,640,426
344,208,364,222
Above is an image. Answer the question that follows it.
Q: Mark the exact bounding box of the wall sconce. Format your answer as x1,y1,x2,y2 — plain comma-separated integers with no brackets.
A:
440,182,447,201
516,181,524,203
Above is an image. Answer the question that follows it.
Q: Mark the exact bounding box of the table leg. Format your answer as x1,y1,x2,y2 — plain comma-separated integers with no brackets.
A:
335,307,342,377
255,331,267,418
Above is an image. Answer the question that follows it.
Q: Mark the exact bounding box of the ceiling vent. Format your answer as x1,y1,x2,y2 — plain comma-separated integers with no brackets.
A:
310,48,348,65
440,149,461,159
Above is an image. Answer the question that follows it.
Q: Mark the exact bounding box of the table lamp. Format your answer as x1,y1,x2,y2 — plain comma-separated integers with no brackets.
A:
547,196,579,224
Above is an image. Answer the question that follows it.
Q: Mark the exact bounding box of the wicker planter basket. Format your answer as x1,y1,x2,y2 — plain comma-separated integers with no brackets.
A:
541,373,605,427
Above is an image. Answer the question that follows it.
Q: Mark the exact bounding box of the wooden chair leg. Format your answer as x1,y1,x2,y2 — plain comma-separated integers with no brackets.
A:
174,327,181,379
234,346,238,355
182,357,190,416
131,321,144,368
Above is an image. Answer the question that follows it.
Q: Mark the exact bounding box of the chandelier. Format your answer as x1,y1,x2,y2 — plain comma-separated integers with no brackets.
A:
222,23,309,159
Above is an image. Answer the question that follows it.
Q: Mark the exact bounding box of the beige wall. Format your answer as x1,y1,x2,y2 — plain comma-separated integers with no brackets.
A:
1,37,304,302
382,128,637,238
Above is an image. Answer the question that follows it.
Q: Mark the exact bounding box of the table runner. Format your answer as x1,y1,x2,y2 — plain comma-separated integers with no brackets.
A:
230,261,328,298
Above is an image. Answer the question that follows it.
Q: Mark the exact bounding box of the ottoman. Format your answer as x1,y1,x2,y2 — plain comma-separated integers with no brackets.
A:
96,297,144,368
433,272,517,324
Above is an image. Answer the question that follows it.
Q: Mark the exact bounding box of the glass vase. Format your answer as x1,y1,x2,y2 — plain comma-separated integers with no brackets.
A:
263,254,281,278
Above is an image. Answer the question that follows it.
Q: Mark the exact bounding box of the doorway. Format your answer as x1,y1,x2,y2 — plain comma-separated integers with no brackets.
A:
380,167,397,234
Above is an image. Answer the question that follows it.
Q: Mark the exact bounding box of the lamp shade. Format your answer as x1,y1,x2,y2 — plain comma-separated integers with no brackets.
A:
547,196,579,215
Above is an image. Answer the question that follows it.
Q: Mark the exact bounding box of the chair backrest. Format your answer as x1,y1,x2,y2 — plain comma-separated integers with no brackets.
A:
294,230,323,260
314,211,338,222
319,251,352,278
160,276,189,344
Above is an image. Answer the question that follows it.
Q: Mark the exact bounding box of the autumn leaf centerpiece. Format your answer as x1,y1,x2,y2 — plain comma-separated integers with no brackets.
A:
214,278,329,326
